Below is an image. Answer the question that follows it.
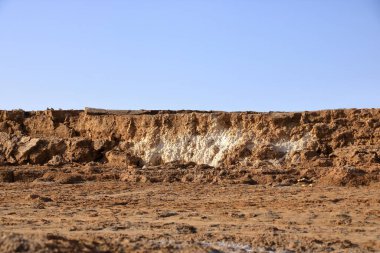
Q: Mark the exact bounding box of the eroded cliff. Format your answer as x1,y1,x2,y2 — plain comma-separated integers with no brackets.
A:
0,108,379,186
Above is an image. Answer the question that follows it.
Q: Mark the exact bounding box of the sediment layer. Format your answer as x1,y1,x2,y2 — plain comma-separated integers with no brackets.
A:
0,108,379,186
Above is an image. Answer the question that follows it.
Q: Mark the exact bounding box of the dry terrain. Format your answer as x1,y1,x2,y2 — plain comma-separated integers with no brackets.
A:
0,109,379,252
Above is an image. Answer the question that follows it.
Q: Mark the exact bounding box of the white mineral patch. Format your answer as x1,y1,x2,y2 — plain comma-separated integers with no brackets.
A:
129,113,312,167
132,128,245,166
273,133,311,154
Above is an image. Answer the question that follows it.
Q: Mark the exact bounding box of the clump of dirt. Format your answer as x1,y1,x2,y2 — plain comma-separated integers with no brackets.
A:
0,169,14,182
319,167,379,186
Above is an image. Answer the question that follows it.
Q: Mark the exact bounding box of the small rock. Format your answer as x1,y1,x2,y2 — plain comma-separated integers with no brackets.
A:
218,169,227,177
181,174,194,183
157,211,178,218
84,166,103,174
0,170,15,183
28,194,53,202
176,224,197,234
240,175,257,185
14,137,41,162
47,155,66,166
32,202,46,209
297,177,313,184
229,212,246,219
57,174,84,184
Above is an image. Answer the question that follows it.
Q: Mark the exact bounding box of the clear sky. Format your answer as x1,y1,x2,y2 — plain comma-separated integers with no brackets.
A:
0,0,379,111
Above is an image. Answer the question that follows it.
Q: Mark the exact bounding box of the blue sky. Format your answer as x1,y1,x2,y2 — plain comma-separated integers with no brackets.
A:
0,0,379,111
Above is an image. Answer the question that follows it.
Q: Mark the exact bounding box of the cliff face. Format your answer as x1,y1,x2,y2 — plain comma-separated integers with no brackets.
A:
0,109,379,185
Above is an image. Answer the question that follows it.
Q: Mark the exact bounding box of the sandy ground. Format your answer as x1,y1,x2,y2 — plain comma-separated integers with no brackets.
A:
1,180,379,252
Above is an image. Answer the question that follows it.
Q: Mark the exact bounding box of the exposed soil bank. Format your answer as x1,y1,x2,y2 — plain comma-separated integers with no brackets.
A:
1,108,380,186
